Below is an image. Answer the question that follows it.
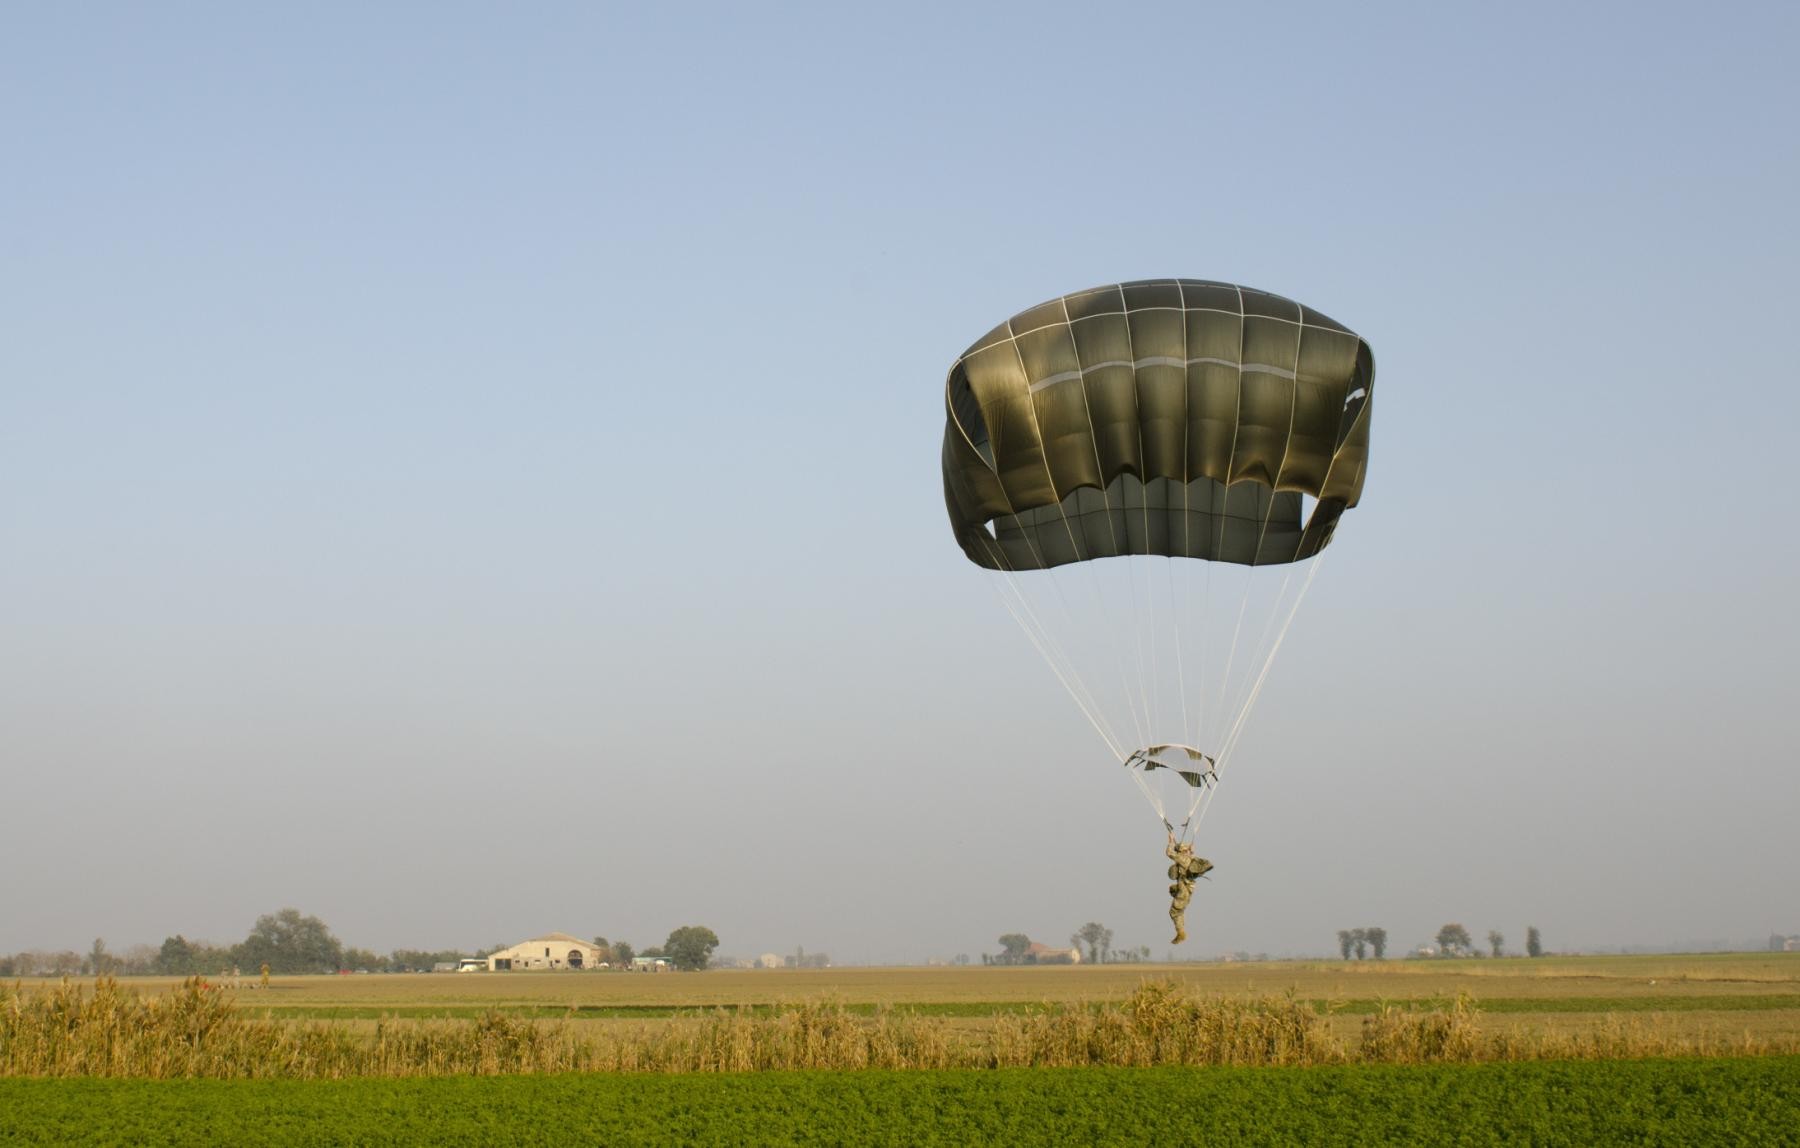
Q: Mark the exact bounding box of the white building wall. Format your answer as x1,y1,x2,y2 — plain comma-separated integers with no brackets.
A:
487,936,606,971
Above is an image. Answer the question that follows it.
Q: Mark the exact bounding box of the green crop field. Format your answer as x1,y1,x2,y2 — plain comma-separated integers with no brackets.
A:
4,1057,1798,1146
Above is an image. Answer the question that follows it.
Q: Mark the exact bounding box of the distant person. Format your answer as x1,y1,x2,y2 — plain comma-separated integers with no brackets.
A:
1166,832,1214,944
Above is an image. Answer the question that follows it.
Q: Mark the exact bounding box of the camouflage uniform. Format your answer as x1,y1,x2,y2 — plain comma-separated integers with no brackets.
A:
1165,840,1214,944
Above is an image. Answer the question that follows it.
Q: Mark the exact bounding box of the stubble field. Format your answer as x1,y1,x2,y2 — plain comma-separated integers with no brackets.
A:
38,950,1800,1040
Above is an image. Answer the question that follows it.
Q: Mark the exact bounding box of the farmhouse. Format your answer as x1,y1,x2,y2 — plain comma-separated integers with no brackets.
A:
486,933,607,971
1025,942,1081,965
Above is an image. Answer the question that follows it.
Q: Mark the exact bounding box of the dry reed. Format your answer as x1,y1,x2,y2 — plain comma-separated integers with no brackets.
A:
4,978,1796,1080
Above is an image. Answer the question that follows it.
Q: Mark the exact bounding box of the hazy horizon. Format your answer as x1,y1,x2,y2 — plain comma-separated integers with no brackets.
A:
5,2,1797,967
2,910,1789,970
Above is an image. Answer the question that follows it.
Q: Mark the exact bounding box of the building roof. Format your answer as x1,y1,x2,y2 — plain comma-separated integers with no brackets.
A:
510,932,593,947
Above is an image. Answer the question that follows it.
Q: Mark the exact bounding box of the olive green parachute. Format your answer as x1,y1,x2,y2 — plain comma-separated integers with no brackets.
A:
942,279,1373,571
940,279,1375,846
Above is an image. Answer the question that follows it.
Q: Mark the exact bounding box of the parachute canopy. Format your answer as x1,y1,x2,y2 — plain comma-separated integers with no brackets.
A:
942,279,1373,571
941,280,1375,840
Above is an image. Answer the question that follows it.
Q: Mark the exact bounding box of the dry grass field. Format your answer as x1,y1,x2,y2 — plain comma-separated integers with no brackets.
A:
5,955,1800,1081
26,950,1795,1007
16,952,1797,1003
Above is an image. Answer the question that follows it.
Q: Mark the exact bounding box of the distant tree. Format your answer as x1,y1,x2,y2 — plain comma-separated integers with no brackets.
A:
156,936,236,976
1435,923,1473,957
775,945,832,969
1337,930,1354,960
1526,926,1542,958
1352,929,1369,960
105,944,156,976
612,941,636,967
1487,930,1505,958
663,926,721,972
233,909,345,974
997,934,1032,966
1074,922,1113,964
19,950,84,976
156,936,199,976
387,949,467,973
341,947,381,972
1364,927,1388,960
86,938,115,976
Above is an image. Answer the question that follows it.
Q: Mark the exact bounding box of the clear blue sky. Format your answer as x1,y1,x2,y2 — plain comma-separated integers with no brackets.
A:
4,2,1796,962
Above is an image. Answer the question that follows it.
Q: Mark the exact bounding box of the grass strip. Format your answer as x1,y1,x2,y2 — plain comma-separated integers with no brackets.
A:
250,1001,1051,1020
251,993,1800,1021
1430,994,1800,1015
2,1056,1797,1146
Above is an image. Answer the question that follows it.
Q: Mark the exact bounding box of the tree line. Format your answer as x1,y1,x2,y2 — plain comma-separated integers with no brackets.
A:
980,922,1154,966
1335,928,1389,960
606,927,720,972
0,910,721,976
1334,924,1544,959
1429,923,1544,958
